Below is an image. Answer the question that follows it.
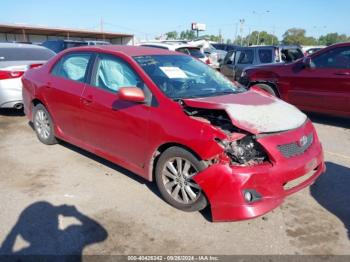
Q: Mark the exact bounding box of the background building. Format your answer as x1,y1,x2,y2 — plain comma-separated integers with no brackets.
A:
0,23,134,45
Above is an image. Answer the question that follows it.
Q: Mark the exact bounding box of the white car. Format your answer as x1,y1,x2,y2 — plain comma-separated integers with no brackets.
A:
138,42,210,65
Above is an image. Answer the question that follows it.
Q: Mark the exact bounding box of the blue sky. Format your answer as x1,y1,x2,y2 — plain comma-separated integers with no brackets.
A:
1,0,349,40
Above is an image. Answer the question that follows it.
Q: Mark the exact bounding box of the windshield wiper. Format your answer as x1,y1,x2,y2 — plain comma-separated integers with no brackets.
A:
212,90,236,96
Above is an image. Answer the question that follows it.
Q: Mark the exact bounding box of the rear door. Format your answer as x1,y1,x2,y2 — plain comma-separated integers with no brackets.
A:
47,52,94,141
80,53,152,168
220,50,235,79
287,46,350,115
257,48,274,64
234,49,254,81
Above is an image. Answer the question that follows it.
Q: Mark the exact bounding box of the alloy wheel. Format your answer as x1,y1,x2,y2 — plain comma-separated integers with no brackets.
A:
161,157,202,204
34,109,51,140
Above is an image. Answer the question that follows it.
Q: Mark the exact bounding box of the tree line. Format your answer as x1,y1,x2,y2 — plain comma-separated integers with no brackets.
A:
164,28,350,46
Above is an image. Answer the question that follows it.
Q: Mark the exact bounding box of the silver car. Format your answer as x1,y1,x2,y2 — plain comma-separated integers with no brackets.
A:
0,43,55,109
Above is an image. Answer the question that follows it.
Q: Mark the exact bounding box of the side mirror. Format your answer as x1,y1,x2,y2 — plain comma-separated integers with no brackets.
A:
302,56,312,68
118,87,145,103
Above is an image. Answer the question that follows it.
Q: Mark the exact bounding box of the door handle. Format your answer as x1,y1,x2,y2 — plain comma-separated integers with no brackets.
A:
334,72,350,76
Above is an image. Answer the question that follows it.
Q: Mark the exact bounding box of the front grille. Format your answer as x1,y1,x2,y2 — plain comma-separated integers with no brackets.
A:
278,133,313,158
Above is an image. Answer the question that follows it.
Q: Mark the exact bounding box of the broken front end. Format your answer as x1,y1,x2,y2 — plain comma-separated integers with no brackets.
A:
182,97,325,222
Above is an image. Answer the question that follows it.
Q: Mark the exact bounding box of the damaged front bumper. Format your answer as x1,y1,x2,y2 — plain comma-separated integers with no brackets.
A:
193,121,325,222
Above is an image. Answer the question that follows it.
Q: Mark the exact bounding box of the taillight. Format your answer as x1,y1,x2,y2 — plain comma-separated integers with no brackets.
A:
29,63,43,69
206,58,211,64
0,70,24,80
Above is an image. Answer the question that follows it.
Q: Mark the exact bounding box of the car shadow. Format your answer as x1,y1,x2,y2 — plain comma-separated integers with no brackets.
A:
59,140,163,200
310,162,350,240
0,201,108,261
60,141,216,222
0,108,24,117
26,124,213,222
306,112,350,129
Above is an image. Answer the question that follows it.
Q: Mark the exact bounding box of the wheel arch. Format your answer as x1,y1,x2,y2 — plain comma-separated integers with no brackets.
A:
248,81,281,97
148,142,204,182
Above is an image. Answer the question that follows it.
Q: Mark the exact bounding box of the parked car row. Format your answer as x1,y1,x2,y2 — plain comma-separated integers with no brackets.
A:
220,45,304,81
0,43,55,109
41,39,111,53
239,42,350,118
140,40,227,69
138,42,210,64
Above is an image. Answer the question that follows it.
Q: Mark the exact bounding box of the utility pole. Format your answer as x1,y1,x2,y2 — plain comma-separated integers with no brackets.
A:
239,19,245,46
234,22,238,44
271,26,275,45
253,10,270,45
247,27,252,46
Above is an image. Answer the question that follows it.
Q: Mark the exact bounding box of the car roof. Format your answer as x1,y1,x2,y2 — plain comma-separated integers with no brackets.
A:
43,39,86,43
0,43,48,49
65,45,184,56
140,42,200,50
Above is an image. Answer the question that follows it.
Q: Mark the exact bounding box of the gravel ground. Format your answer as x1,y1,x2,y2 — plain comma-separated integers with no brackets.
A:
0,109,349,256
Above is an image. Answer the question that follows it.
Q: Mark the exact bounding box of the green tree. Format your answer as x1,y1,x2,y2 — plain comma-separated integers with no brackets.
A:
245,31,279,46
201,34,222,42
179,30,196,40
318,33,348,46
282,28,317,45
165,31,178,40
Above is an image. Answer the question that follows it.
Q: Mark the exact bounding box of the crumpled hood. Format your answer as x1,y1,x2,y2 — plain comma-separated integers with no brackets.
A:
183,91,307,134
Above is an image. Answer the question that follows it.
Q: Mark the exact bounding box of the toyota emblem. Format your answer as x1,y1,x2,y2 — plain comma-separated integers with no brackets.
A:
298,136,308,147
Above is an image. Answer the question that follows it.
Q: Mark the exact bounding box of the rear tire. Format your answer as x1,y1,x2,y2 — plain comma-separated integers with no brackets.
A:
253,83,277,96
33,104,57,145
155,147,208,212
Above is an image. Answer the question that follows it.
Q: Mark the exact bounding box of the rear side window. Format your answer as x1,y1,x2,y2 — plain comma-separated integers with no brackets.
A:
187,48,205,59
258,49,273,63
65,42,88,49
51,53,92,83
0,47,54,61
237,50,254,64
281,48,304,63
176,48,205,58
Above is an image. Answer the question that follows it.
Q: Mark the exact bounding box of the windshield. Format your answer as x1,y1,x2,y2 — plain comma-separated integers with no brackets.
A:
134,55,240,99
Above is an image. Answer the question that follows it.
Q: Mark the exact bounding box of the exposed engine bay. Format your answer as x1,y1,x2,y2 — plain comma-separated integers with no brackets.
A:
184,105,268,166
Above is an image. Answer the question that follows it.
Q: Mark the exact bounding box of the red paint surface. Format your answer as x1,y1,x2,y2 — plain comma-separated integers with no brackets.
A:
22,46,325,222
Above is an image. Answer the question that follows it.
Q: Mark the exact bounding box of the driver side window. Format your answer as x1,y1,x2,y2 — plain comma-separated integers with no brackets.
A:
92,54,142,93
312,47,350,69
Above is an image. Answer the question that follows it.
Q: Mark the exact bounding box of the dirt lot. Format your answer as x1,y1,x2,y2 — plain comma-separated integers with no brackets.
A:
0,109,349,256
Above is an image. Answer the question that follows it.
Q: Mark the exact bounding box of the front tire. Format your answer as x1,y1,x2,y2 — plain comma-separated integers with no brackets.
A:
33,104,57,145
155,147,208,212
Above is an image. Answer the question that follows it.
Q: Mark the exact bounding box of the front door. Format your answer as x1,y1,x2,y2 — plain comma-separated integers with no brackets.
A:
287,46,350,115
80,53,152,169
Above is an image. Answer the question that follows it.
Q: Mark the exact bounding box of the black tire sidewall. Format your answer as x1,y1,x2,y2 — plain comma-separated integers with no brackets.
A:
33,104,57,145
155,146,208,212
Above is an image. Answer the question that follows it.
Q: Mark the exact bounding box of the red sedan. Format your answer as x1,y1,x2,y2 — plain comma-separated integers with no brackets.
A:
240,42,350,118
22,46,325,222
